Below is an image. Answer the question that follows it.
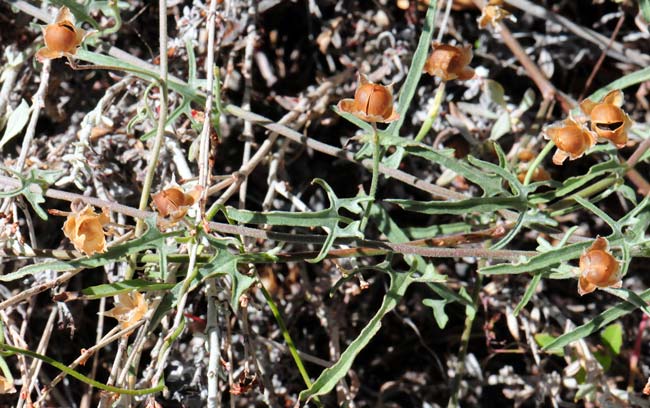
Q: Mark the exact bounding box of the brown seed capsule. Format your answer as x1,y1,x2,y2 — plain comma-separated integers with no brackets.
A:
578,236,621,296
424,42,475,81
36,7,90,62
543,118,596,165
579,89,632,148
337,74,399,123
152,185,202,224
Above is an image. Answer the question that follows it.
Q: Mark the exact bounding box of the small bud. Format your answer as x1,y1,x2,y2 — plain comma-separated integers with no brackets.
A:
580,89,633,148
424,42,475,81
543,118,596,165
578,236,621,296
337,74,399,123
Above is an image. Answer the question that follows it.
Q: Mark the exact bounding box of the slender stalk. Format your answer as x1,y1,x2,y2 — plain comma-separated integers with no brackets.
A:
0,343,164,396
447,272,483,408
523,140,554,186
258,284,313,390
415,81,446,143
360,123,380,232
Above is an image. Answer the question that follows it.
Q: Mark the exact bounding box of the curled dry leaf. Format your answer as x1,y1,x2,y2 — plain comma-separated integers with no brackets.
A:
152,185,202,224
337,74,399,123
63,205,110,256
543,118,596,165
478,0,516,29
424,42,475,81
36,6,92,62
580,89,633,148
578,236,621,296
103,291,148,331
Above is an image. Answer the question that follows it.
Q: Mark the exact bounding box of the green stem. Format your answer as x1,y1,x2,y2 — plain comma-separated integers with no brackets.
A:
258,284,313,390
414,81,446,143
360,124,381,232
0,343,164,396
447,272,483,408
523,140,554,186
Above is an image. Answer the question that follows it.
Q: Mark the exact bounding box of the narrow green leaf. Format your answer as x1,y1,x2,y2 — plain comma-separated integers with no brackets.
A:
81,279,175,299
480,240,591,275
389,196,525,215
0,99,30,149
513,272,542,316
542,288,650,352
534,333,563,356
384,1,438,137
299,272,412,401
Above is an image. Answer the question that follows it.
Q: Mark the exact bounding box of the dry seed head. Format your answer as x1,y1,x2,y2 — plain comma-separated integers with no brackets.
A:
337,74,399,123
36,7,90,62
578,236,621,295
580,89,632,148
424,43,475,81
543,118,596,165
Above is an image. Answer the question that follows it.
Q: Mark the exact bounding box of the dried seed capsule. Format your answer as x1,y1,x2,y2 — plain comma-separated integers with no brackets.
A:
543,118,596,165
580,89,632,148
337,74,399,123
578,236,621,296
36,6,91,62
478,0,516,29
152,185,202,224
424,42,475,81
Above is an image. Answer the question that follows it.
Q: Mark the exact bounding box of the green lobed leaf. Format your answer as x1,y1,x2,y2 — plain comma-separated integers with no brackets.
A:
405,146,504,196
3,218,176,281
423,298,449,329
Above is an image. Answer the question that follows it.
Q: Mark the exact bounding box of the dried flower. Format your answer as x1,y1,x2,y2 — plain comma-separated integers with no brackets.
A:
337,74,399,123
478,0,516,29
104,291,148,331
63,205,109,256
152,185,202,224
424,42,475,81
0,376,15,394
543,118,596,165
580,89,632,148
578,237,621,296
36,7,91,62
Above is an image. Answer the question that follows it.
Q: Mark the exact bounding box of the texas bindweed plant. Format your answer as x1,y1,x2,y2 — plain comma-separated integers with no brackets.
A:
1,0,650,407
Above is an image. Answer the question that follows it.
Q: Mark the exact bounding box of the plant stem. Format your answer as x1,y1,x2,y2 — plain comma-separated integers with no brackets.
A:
447,272,483,408
523,140,554,186
360,123,381,232
258,284,314,391
415,81,446,143
0,343,164,396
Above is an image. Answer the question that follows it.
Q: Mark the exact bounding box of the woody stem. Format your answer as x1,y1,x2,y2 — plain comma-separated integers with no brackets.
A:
523,140,554,186
360,123,380,233
414,80,446,143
